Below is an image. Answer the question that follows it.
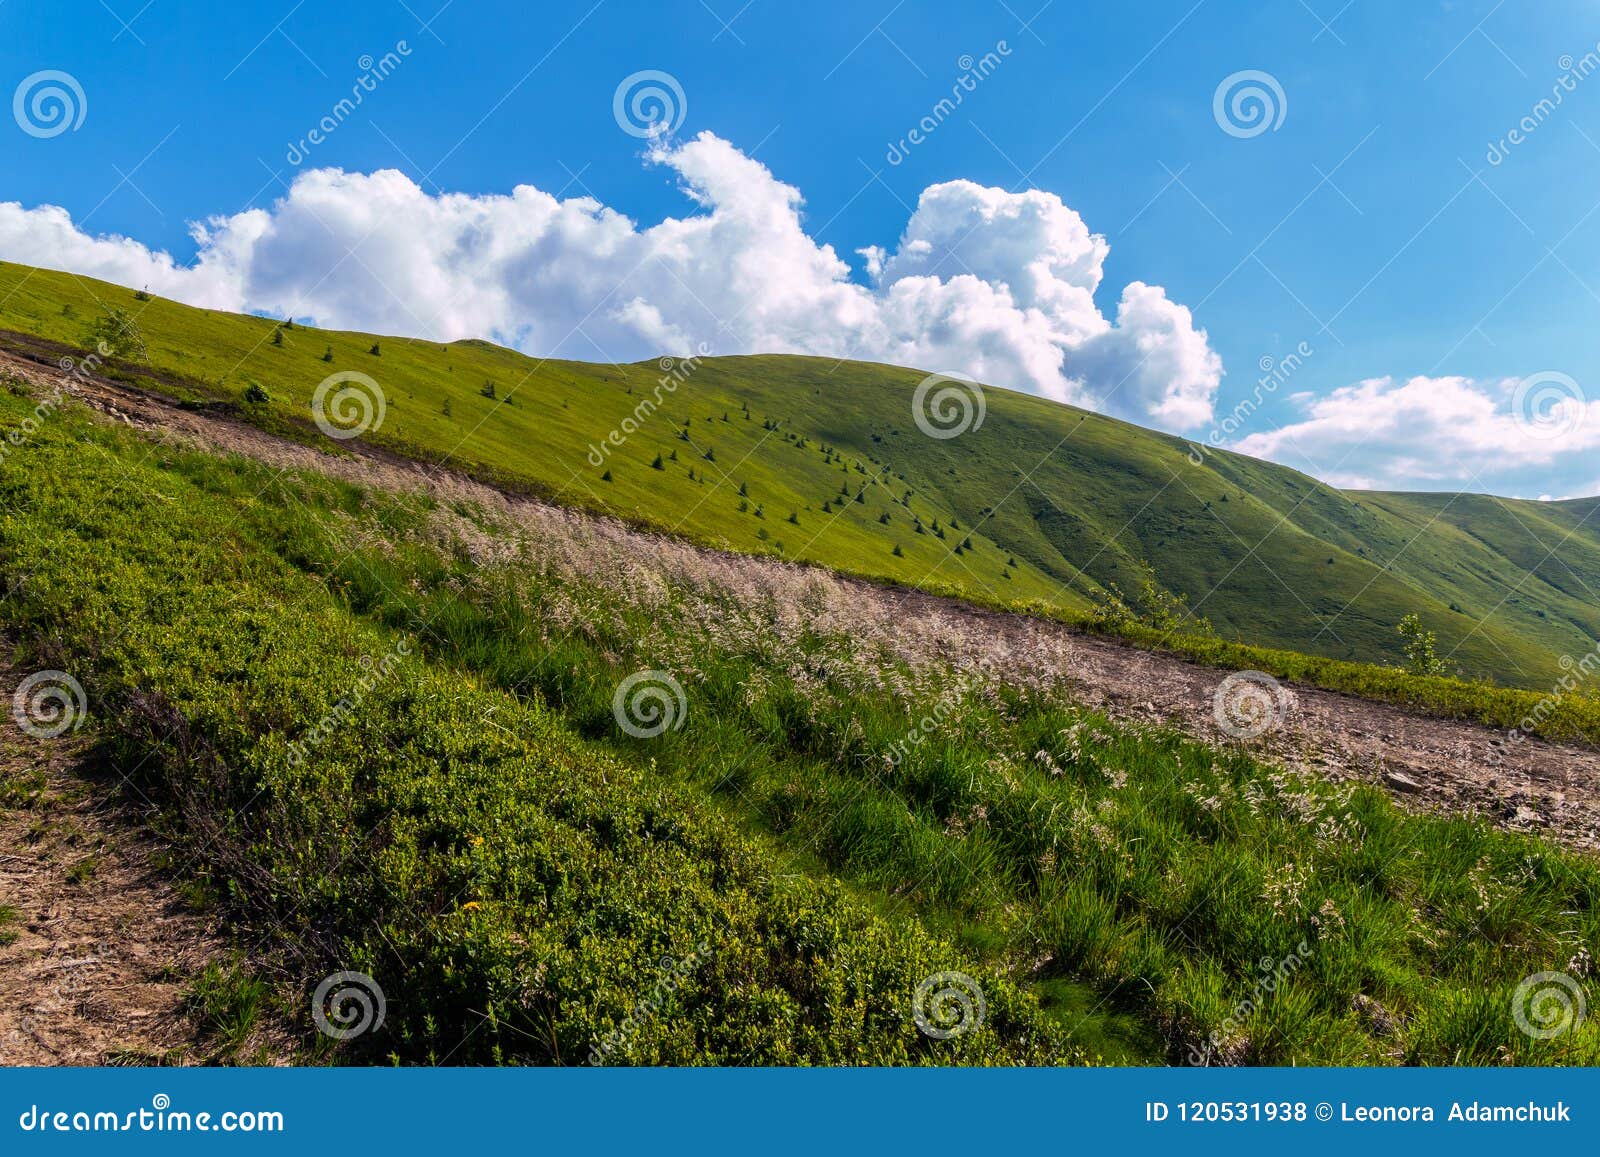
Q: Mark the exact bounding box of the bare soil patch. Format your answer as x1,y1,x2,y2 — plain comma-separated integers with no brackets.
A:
0,656,289,1065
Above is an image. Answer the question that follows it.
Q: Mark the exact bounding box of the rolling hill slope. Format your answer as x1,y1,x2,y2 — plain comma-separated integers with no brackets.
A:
6,379,1599,1065
1,258,1594,687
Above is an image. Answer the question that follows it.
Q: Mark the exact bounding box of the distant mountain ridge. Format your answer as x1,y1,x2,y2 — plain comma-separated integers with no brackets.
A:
2,258,1594,688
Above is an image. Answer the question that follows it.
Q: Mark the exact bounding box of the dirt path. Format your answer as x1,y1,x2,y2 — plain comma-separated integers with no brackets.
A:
885,586,1598,848
0,657,233,1064
5,346,1599,853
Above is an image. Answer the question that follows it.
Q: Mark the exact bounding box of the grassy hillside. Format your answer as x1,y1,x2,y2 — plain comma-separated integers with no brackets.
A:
3,383,1596,1065
1,259,1596,688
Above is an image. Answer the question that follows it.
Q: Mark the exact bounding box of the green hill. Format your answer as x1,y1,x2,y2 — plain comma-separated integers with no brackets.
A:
5,384,1597,1065
2,259,1594,688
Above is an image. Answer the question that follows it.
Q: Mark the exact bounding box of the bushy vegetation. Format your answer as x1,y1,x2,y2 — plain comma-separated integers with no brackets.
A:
0,389,1067,1065
3,384,1595,1065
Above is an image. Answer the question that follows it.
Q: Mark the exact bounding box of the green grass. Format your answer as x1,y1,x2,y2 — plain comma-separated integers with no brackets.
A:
0,387,1072,1066
1,383,1594,1065
0,904,19,947
64,853,100,884
2,260,1598,693
188,959,272,1061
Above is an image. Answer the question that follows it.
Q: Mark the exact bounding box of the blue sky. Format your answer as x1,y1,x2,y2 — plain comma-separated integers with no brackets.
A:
3,0,1599,496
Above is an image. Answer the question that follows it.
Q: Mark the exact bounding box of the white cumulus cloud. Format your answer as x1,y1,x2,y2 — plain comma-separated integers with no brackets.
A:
1231,374,1600,492
0,132,1222,430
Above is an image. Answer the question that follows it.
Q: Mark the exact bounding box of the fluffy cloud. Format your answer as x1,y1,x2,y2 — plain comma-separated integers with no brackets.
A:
0,132,1221,430
1232,374,1600,492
